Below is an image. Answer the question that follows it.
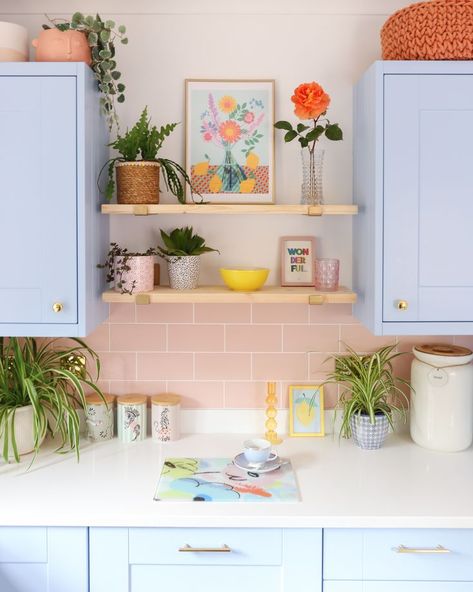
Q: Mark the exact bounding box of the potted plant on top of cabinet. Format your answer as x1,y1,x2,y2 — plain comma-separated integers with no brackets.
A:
325,344,410,449
34,12,128,130
157,226,219,290
0,336,104,463
101,107,197,205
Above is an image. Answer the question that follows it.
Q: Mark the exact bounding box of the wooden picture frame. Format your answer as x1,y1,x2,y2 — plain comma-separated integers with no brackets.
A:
289,385,325,437
280,236,316,286
185,79,275,204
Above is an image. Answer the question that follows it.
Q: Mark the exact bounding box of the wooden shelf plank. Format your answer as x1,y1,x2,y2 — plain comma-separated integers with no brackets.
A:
102,285,357,305
101,203,358,216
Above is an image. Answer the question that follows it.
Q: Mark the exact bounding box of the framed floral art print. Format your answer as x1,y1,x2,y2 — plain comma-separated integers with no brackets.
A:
185,79,275,204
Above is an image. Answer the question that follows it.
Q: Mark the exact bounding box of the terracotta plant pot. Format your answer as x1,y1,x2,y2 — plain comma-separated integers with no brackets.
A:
32,29,92,64
167,256,200,290
0,21,28,62
0,405,46,458
114,255,155,293
116,161,160,205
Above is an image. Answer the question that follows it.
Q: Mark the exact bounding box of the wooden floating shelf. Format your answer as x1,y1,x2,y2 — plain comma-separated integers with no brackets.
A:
102,285,357,305
101,203,358,217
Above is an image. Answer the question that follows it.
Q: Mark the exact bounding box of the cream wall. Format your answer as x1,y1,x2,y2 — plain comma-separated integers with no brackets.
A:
1,0,409,286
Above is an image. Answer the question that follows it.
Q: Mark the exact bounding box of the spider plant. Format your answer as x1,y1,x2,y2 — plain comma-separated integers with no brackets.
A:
0,337,104,463
325,344,411,438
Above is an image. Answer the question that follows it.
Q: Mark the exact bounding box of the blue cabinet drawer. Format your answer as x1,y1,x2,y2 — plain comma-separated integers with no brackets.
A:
129,527,282,565
324,529,473,581
324,582,473,592
0,527,47,563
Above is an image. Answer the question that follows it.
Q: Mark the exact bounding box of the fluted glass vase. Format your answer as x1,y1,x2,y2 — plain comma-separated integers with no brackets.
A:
301,148,324,205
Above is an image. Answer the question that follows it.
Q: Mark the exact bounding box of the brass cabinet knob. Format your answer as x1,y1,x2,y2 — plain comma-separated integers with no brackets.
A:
397,300,408,311
52,302,63,313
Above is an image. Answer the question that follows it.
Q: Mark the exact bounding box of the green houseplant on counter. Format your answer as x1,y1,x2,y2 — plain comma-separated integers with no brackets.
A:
325,344,410,450
157,226,219,290
0,337,104,463
101,107,198,205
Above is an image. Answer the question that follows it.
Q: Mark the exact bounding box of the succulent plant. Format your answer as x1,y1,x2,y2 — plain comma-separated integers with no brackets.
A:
157,227,219,261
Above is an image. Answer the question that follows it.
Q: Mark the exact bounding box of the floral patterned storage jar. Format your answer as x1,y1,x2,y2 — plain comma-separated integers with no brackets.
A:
117,395,147,443
85,393,115,442
151,394,181,442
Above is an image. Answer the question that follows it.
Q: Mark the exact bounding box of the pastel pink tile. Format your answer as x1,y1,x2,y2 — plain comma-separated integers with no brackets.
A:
108,381,167,396
398,335,454,353
226,325,282,352
253,353,308,381
283,324,339,353
252,304,309,324
195,353,251,380
99,352,136,381
136,303,193,324
137,353,193,380
84,380,110,395
309,353,335,376
84,322,110,352
110,324,166,352
195,304,250,324
340,325,395,353
168,324,224,352
310,304,356,324
454,335,473,350
224,381,269,408
166,381,224,408
109,303,135,323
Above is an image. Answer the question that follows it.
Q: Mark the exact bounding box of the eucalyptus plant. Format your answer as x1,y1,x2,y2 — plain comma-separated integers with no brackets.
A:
324,344,411,438
157,227,219,262
44,12,128,130
0,337,104,463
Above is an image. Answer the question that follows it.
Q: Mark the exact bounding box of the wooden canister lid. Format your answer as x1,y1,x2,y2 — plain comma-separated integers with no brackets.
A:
151,393,181,406
414,344,472,357
85,393,115,405
117,394,147,405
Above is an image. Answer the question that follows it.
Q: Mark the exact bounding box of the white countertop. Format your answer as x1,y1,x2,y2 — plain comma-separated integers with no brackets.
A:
1,431,473,529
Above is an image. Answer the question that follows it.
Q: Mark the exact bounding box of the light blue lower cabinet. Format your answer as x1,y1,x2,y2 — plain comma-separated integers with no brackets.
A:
89,527,323,592
0,527,88,592
324,583,473,592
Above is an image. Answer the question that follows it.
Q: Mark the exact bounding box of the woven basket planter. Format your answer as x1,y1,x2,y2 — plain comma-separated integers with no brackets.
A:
116,161,160,204
381,0,473,60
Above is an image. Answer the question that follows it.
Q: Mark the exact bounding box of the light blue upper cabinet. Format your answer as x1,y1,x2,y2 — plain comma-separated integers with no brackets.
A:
353,61,473,335
0,63,108,337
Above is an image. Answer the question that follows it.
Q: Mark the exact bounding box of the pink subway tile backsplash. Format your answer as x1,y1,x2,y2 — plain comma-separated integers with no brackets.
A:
309,353,335,376
109,303,135,323
168,324,224,352
398,335,454,353
136,303,193,324
310,304,357,324
167,381,224,408
195,353,251,380
226,324,282,352
99,352,137,381
253,353,308,381
454,335,473,349
225,381,269,408
340,324,396,352
252,303,309,324
108,380,167,397
110,323,166,352
84,323,110,352
283,324,339,353
195,303,251,324
137,353,193,380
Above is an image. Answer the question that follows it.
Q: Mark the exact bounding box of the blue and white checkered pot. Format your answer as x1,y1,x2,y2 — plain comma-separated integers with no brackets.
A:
350,413,389,450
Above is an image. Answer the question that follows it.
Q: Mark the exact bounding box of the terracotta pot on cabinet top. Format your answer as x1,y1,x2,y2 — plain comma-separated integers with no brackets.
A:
32,29,92,65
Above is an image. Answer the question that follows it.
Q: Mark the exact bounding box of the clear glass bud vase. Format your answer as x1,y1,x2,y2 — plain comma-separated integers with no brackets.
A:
301,148,324,205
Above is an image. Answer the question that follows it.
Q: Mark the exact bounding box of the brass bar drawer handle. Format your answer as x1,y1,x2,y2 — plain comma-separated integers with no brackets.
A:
395,545,450,554
178,544,231,553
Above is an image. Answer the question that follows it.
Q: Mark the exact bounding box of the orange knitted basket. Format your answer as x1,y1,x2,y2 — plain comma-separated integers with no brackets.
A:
381,0,473,60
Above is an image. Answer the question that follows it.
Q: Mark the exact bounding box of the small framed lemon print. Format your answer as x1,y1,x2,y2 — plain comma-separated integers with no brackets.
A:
288,385,324,437
185,79,275,204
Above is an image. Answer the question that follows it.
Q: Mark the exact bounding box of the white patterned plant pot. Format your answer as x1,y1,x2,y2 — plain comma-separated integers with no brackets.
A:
167,256,200,290
114,255,154,293
350,413,389,450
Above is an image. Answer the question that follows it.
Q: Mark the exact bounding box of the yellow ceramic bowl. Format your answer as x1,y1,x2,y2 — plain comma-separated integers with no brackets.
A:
220,267,270,292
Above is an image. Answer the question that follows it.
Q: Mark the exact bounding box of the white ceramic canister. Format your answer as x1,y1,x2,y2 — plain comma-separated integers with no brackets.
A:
0,22,28,62
151,394,181,442
410,344,473,452
85,394,115,442
117,395,147,443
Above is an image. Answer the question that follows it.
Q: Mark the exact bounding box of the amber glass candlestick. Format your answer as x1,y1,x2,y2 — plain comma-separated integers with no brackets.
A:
265,381,282,444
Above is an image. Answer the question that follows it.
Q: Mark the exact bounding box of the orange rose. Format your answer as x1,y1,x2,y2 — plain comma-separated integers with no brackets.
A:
291,82,330,120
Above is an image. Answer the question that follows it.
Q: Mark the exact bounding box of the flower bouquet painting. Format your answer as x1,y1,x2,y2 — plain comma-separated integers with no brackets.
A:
185,80,275,204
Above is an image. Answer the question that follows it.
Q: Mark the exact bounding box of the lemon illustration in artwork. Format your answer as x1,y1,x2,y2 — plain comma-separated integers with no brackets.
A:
246,152,260,170
194,161,209,176
296,398,314,426
239,179,256,193
209,174,222,193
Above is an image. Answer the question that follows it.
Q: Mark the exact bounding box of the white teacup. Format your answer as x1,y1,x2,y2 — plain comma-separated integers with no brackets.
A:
243,438,278,466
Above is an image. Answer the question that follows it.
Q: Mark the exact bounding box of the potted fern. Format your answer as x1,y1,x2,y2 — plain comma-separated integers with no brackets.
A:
101,107,195,205
157,227,219,290
325,344,410,449
0,337,104,463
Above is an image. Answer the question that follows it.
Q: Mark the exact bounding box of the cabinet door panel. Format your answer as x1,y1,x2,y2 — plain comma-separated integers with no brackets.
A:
383,74,473,323
0,76,77,324
325,583,472,592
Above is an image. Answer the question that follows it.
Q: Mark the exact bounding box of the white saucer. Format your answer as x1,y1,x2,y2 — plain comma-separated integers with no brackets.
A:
233,452,283,473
